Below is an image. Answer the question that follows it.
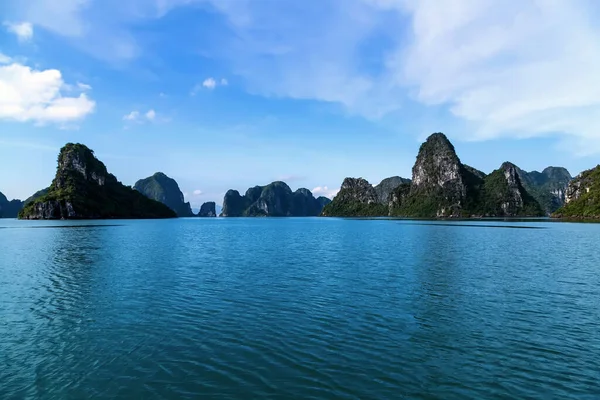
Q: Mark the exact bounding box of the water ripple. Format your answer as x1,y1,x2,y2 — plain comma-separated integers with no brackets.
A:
1,218,600,399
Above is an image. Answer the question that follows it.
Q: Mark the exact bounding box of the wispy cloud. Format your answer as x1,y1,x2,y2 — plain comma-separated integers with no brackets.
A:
312,186,339,199
4,21,33,41
0,53,11,64
9,0,600,154
193,189,203,195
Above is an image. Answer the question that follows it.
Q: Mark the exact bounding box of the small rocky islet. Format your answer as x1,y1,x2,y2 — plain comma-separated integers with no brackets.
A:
4,133,600,220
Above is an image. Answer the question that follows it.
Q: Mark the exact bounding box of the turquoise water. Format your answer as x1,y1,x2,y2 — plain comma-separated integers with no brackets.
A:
1,218,600,399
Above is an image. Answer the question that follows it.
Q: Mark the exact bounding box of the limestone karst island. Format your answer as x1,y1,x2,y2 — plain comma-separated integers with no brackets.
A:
2,133,598,220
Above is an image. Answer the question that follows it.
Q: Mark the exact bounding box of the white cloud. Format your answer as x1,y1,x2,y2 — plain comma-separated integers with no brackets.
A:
193,189,203,195
77,82,92,91
123,108,165,124
202,77,216,89
191,76,229,95
0,62,95,124
0,53,11,64
4,21,34,42
312,186,339,199
123,111,139,121
372,0,600,152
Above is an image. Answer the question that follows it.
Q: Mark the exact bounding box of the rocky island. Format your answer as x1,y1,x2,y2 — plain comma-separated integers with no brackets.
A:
323,133,560,218
134,172,194,217
0,192,24,218
198,202,217,217
552,165,600,219
221,181,331,217
19,144,176,219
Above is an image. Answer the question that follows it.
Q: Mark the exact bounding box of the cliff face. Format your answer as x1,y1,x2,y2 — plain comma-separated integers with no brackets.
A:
374,176,411,204
553,165,600,219
220,182,327,217
19,143,176,220
198,202,217,217
321,178,387,217
516,167,572,214
481,162,544,217
390,133,476,217
134,172,194,217
0,192,24,218
389,133,544,218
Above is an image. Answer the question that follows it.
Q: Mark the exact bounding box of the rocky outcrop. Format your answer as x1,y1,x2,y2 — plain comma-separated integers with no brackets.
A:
220,182,327,217
134,172,194,217
553,165,600,219
389,133,544,218
24,188,49,206
321,178,387,216
390,133,476,217
374,176,411,204
516,167,572,214
198,202,217,217
0,192,24,218
481,162,544,217
19,143,176,220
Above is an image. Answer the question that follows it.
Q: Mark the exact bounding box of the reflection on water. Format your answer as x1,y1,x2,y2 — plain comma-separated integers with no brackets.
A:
1,218,600,399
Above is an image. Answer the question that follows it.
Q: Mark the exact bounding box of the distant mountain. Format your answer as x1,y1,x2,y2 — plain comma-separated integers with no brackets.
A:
0,192,24,218
198,202,217,217
516,167,572,214
221,182,328,217
19,143,176,219
134,172,194,217
553,165,600,219
324,133,545,218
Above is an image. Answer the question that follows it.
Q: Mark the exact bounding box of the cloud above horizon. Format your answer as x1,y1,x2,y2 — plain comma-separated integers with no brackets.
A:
6,0,600,154
4,21,34,41
312,186,339,199
0,61,95,125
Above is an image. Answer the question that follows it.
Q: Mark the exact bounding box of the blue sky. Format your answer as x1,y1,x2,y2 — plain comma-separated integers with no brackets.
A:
1,0,600,207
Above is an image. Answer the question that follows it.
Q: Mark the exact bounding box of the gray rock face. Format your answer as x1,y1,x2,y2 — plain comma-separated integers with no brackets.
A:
499,162,525,214
21,200,79,220
412,133,466,197
374,176,411,204
516,166,572,214
339,178,378,204
321,177,388,217
134,172,194,217
220,182,327,217
565,170,594,204
198,202,217,217
392,133,471,217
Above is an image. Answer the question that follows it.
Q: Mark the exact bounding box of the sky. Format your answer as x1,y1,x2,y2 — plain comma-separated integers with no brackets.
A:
1,0,600,208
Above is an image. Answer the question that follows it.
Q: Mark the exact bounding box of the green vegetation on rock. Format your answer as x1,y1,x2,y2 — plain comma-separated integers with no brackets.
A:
19,143,176,219
221,181,328,217
328,133,547,219
134,172,194,217
516,167,572,214
322,178,388,217
552,165,600,219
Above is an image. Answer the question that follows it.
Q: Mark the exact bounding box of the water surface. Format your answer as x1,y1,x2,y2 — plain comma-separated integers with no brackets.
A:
1,218,599,399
